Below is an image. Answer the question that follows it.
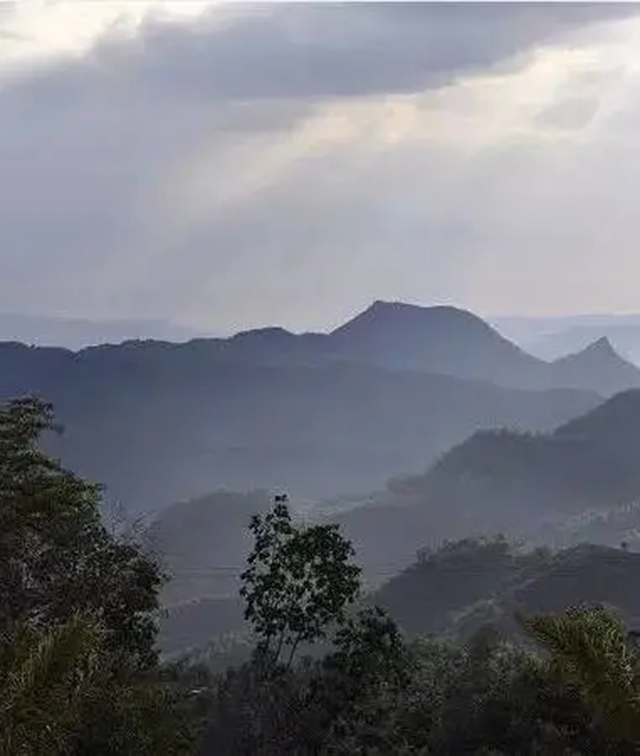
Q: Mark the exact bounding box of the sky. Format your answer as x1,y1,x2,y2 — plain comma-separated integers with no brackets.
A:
2,1,640,335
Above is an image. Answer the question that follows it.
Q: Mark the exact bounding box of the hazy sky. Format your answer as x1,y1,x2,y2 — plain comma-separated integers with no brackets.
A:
2,2,640,334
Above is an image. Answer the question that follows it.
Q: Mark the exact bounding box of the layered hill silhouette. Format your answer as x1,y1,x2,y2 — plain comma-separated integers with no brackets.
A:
371,538,640,642
0,302,611,513
332,302,640,394
3,301,637,391
333,390,640,584
145,390,640,613
549,336,640,395
144,490,272,605
424,388,640,521
156,537,640,659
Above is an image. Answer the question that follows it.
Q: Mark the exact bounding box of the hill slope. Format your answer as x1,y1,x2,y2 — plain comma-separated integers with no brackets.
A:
0,340,599,514
549,337,640,395
333,390,640,584
330,301,640,393
143,490,272,605
372,538,640,641
329,301,546,386
156,538,640,658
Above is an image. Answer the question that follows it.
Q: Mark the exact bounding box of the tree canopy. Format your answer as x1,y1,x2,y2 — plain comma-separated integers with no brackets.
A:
0,396,164,668
240,494,361,670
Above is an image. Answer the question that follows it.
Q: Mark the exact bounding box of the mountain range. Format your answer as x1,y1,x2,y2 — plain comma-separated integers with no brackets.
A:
2,300,634,666
492,313,640,363
175,301,640,394
2,300,627,514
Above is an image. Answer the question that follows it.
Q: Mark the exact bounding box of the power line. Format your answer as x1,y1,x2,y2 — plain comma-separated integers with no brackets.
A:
164,564,417,578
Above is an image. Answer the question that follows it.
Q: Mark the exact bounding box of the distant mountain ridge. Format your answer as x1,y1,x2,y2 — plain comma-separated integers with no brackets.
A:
0,338,598,514
549,337,640,395
208,300,640,393
3,301,638,395
492,313,640,363
1,299,634,514
330,301,546,387
205,300,640,394
335,302,640,393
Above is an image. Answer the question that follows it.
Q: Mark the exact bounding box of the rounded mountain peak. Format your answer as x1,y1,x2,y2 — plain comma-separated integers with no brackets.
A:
231,326,294,343
333,300,492,338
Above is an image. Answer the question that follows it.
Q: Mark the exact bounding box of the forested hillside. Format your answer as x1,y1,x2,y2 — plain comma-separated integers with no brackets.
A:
372,537,640,642
332,389,640,582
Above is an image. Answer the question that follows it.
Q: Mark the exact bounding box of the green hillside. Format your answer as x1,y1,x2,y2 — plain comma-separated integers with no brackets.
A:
372,538,640,643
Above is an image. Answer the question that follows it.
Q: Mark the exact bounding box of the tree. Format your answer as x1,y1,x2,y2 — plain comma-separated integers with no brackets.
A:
0,396,164,668
0,396,205,754
522,605,640,748
0,611,197,756
374,631,620,756
0,611,105,755
305,605,411,754
201,498,411,754
239,495,361,672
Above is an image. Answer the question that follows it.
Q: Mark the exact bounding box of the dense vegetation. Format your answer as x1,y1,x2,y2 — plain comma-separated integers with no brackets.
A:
372,537,640,641
196,513,640,755
6,395,640,754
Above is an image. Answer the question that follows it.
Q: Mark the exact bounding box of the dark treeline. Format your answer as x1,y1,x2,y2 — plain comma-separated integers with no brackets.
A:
3,397,640,755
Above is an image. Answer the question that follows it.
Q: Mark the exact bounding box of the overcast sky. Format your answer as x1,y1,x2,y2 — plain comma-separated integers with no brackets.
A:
2,2,640,335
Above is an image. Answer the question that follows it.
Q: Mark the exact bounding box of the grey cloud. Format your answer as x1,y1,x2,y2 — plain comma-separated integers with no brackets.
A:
87,3,640,102
1,3,640,329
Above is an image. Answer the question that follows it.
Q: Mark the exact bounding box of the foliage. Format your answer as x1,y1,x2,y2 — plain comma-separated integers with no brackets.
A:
304,605,411,755
200,619,633,755
0,396,204,754
203,512,640,755
0,611,196,756
0,396,164,668
522,606,640,747
199,606,409,756
0,612,105,755
395,632,622,755
239,495,361,670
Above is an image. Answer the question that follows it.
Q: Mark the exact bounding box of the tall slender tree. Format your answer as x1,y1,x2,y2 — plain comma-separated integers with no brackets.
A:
239,495,361,672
